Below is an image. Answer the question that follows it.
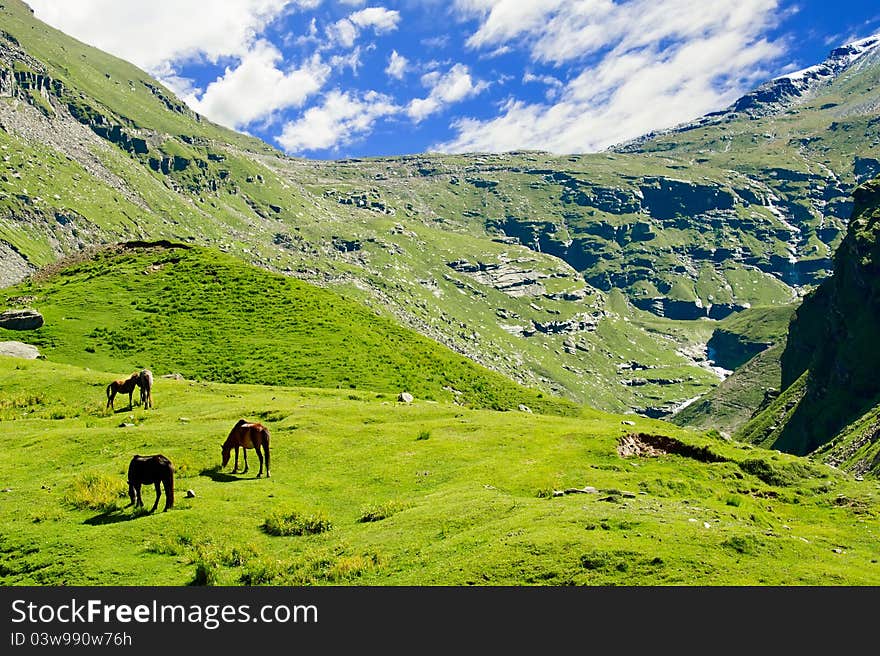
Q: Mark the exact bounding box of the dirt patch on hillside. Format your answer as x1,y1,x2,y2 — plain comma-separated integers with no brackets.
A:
617,433,727,463
28,241,191,282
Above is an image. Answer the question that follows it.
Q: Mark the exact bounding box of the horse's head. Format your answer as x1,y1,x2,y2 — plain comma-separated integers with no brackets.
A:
221,445,231,468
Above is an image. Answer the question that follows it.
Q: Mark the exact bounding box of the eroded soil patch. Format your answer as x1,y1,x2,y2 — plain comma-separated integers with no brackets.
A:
617,433,726,463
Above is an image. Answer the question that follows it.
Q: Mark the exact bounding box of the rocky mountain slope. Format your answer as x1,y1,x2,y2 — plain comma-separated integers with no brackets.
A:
2,0,879,419
737,174,880,474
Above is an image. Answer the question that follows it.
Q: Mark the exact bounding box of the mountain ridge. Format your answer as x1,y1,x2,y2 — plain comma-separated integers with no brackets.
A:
614,32,880,152
2,0,880,423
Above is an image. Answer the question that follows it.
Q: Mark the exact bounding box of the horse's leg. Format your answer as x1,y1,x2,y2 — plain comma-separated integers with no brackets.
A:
242,447,249,474
127,482,135,507
150,481,160,512
265,442,270,478
134,483,143,508
232,446,239,473
255,447,263,478
163,475,173,511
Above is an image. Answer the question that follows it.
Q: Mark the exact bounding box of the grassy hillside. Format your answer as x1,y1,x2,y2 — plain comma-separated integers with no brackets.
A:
668,303,795,435
672,344,785,437
1,356,878,586
0,242,576,415
707,304,796,370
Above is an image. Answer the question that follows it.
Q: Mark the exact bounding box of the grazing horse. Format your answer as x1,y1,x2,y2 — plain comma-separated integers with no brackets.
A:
127,454,174,512
106,372,140,410
221,419,270,478
138,369,154,409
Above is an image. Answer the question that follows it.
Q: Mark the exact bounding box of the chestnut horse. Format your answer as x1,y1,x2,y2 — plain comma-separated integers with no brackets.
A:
221,419,270,478
106,372,140,410
127,454,174,512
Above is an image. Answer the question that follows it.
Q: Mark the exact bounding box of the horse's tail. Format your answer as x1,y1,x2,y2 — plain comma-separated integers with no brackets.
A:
262,426,270,477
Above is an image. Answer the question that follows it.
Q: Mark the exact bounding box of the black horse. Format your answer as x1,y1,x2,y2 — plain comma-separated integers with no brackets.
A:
127,454,174,512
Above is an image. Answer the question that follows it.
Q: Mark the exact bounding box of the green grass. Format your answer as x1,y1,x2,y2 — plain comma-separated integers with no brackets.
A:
0,356,877,586
715,304,797,346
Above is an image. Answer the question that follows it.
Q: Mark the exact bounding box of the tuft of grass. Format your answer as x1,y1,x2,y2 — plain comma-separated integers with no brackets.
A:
190,559,219,586
239,558,285,585
263,509,333,536
326,552,382,580
725,494,743,507
416,429,431,441
357,500,410,523
721,535,764,555
145,534,194,556
62,473,126,511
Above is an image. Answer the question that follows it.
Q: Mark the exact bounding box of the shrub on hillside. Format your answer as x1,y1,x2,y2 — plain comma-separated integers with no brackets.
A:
263,509,332,536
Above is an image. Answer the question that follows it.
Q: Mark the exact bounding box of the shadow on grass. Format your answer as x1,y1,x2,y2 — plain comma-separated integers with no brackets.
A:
84,506,152,525
112,405,140,414
199,466,246,483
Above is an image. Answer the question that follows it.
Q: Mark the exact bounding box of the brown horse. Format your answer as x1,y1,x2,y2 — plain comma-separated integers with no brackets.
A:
138,369,154,409
127,454,174,512
106,372,140,410
221,419,270,478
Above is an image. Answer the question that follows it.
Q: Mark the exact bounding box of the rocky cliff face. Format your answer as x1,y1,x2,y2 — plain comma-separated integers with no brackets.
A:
737,175,880,471
772,176,880,454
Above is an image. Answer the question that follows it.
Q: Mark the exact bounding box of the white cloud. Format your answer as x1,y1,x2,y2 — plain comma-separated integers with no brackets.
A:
326,6,401,48
330,47,364,74
28,0,335,130
407,63,488,122
385,50,410,79
277,90,399,152
349,7,401,32
456,0,567,52
441,0,785,153
27,0,296,71
523,71,564,100
327,18,361,48
188,41,331,129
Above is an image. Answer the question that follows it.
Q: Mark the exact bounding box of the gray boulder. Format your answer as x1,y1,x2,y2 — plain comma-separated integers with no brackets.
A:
0,309,43,330
0,341,40,359
397,392,414,403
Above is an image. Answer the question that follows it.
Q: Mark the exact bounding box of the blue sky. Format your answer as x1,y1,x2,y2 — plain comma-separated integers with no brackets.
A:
26,0,880,159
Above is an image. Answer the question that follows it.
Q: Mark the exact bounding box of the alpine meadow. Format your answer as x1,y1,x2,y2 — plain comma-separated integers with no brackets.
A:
1,0,880,587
